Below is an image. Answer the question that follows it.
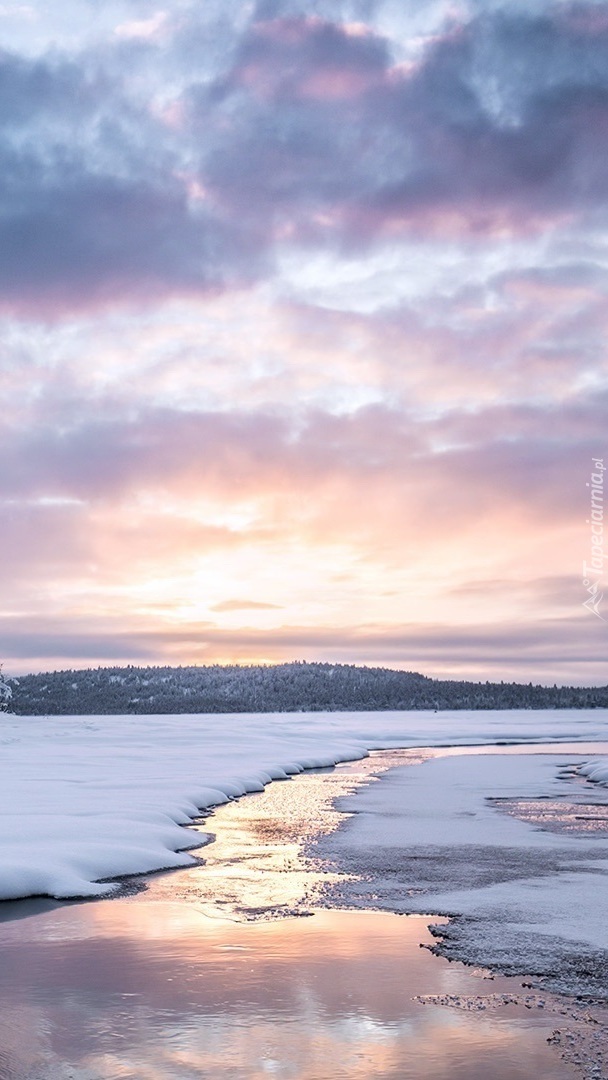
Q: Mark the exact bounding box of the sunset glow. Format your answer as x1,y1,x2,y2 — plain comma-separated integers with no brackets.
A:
1,0,606,682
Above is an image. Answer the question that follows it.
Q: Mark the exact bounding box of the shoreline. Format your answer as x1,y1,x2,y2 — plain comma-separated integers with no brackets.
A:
1,708,607,903
3,743,608,1077
307,747,608,999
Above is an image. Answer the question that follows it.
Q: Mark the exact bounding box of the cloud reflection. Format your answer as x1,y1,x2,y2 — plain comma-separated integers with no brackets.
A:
0,905,572,1080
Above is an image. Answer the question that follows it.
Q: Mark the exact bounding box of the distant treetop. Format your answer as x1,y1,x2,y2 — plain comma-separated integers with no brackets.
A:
0,665,13,712
5,661,607,715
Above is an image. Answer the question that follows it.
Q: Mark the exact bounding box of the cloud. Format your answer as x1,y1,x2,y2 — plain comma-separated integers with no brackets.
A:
221,16,389,102
191,7,608,250
1,614,606,685
211,599,284,611
2,6,608,311
0,47,265,314
2,395,604,522
114,11,169,41
2,1,606,683
0,498,89,579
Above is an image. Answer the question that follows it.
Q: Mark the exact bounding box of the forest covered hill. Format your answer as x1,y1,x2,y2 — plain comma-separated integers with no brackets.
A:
6,662,608,715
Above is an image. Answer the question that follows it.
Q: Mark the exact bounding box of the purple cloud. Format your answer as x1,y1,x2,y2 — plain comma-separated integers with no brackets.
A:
2,7,608,309
1,395,605,529
1,614,605,686
2,1,606,682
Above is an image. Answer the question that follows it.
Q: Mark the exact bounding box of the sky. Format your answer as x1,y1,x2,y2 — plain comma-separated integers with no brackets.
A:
1,0,607,685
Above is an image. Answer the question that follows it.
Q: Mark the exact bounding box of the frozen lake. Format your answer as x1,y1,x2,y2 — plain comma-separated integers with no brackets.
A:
2,713,608,1076
1,708,607,902
3,742,608,1078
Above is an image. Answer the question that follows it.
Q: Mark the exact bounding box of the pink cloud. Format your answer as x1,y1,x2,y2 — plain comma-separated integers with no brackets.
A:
2,614,606,686
114,11,169,42
211,600,283,612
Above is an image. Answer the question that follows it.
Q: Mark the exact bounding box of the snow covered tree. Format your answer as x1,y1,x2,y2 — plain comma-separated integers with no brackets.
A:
0,665,12,712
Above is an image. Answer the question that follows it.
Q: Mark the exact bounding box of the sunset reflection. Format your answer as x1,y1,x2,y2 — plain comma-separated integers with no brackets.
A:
141,757,384,920
0,902,575,1080
0,753,585,1079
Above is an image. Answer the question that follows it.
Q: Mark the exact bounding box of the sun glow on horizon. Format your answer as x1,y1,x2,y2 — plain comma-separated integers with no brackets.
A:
1,0,606,683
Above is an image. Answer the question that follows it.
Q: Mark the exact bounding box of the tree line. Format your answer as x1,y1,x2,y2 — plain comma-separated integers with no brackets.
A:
3,661,607,715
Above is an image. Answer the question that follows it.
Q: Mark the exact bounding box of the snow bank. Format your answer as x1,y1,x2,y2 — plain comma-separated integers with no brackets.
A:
0,708,606,901
579,758,608,786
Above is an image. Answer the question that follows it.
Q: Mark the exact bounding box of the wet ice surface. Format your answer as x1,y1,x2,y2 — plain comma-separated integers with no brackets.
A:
301,745,608,1078
2,709,606,902
488,752,608,838
106,747,608,1077
413,991,608,1080
0,751,584,1080
2,744,607,1079
140,751,412,919
308,747,608,987
491,797,608,837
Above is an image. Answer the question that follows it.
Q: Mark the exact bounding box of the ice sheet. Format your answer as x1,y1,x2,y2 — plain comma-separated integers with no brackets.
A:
0,708,606,900
311,747,608,995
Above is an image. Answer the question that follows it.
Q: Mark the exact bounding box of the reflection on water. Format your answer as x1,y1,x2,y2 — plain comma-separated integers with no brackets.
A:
1,744,598,1079
0,904,575,1080
491,797,608,836
142,745,608,922
425,742,608,756
142,754,401,920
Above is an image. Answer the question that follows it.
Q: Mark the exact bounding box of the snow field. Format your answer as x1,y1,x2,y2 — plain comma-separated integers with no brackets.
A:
0,708,606,901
